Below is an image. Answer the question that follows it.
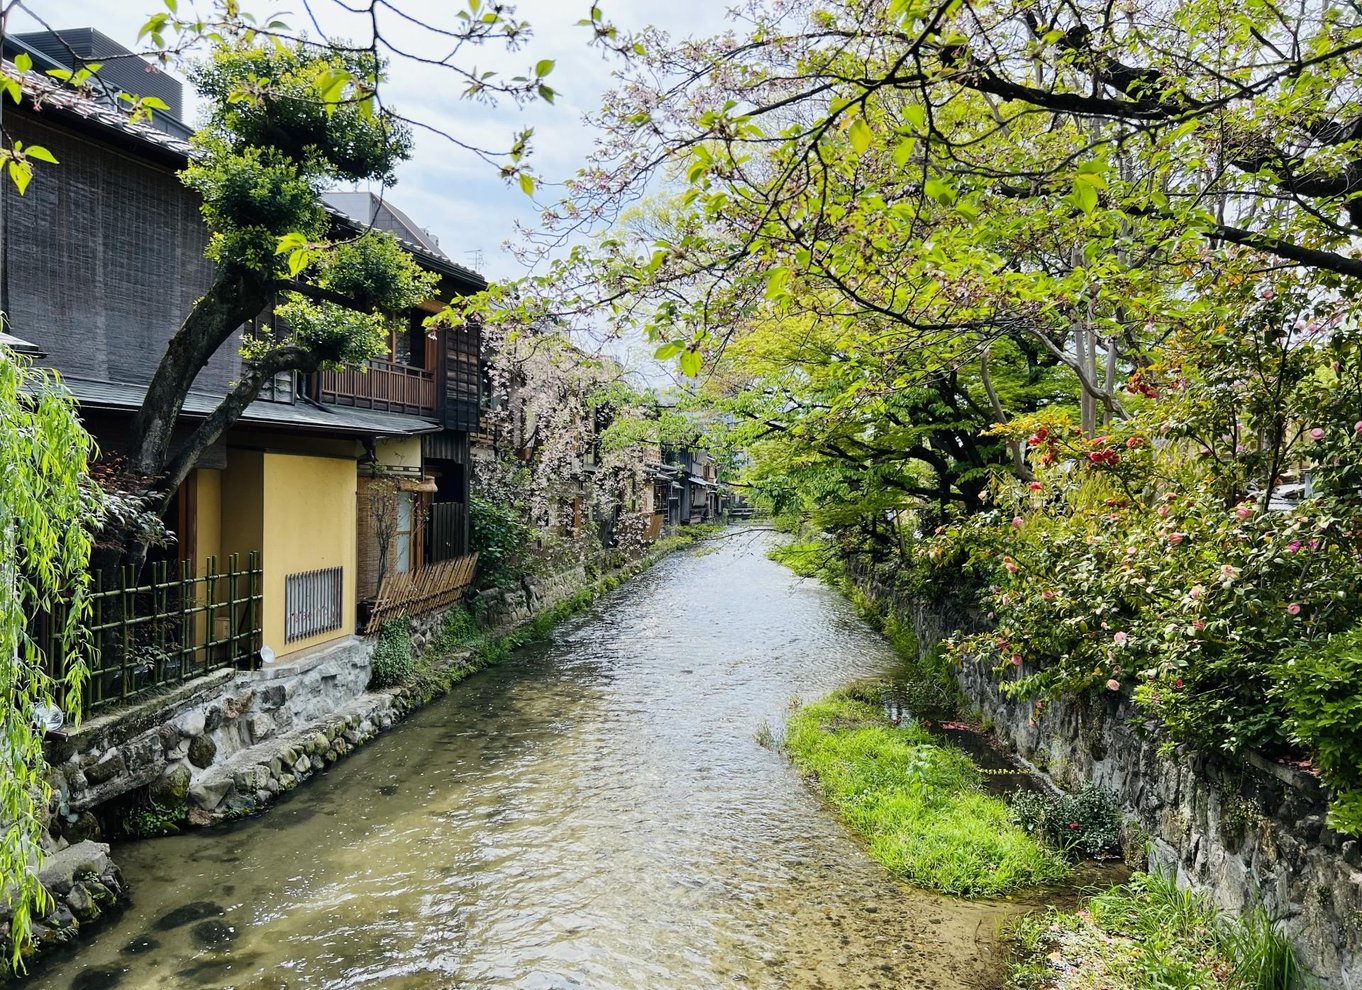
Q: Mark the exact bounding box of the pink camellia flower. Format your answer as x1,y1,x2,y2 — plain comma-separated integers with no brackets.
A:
1011,654,1023,666
1308,539,1320,550
1113,631,1128,646
1169,532,1185,546
1220,564,1239,580
1157,505,1170,518
1311,427,1326,441
1000,593,1012,606
1192,619,1206,632
1106,679,1121,691
1287,540,1302,554
1189,584,1205,600
1354,420,1362,435
1260,287,1275,300
1174,677,1184,688
1042,589,1055,601
1164,492,1177,502
1235,504,1252,519
1012,516,1024,529
1004,557,1018,574
1287,602,1302,616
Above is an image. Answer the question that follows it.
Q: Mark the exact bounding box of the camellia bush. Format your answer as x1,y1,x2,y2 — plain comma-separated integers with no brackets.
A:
932,274,1362,781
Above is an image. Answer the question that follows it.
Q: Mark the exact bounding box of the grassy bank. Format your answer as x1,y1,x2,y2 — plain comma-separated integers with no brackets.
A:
785,687,1069,896
1011,871,1304,990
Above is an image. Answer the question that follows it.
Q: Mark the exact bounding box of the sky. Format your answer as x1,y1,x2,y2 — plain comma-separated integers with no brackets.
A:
12,0,737,280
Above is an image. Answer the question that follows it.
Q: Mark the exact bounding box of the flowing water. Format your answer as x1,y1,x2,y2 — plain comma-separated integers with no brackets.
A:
29,531,1039,990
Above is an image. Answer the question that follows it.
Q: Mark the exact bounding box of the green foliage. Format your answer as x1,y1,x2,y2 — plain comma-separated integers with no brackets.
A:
368,619,414,689
766,538,831,578
469,494,537,590
933,275,1362,758
785,688,1069,896
0,349,97,968
1008,783,1123,859
123,799,187,839
1010,872,1305,990
1275,625,1362,835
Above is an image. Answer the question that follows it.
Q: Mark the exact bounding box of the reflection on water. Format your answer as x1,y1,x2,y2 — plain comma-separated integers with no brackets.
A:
28,530,1031,990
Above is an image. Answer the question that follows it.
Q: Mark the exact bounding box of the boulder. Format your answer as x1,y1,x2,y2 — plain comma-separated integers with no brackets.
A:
187,734,217,770
37,842,111,898
176,710,206,738
82,750,126,787
188,775,233,812
149,764,192,806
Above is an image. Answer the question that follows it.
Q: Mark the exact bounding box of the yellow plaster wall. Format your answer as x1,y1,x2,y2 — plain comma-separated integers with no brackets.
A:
193,468,223,570
261,452,358,656
219,449,264,571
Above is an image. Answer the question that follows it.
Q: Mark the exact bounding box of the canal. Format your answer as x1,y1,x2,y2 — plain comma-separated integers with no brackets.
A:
31,531,1029,990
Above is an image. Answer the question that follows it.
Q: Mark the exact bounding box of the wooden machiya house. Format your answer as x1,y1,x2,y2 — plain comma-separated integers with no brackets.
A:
3,31,484,704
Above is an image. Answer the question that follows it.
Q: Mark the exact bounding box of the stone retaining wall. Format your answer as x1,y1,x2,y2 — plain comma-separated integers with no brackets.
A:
954,657,1362,987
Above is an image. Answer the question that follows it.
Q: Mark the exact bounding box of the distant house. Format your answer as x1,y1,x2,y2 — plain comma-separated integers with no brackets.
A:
4,31,484,706
663,445,723,524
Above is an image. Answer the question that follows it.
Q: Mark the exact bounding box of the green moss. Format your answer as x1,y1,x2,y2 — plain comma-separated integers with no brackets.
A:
785,689,1069,896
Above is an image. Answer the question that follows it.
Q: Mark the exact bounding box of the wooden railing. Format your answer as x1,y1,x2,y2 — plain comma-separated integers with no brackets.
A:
314,359,437,416
38,554,262,714
364,554,478,634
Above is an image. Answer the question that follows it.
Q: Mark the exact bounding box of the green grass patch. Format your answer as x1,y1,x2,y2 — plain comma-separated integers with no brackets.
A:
785,687,1069,896
1010,871,1305,990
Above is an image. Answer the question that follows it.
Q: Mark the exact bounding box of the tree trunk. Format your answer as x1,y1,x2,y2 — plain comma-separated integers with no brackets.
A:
125,272,270,485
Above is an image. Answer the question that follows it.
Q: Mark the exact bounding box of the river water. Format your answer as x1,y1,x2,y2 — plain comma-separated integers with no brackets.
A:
30,531,1033,990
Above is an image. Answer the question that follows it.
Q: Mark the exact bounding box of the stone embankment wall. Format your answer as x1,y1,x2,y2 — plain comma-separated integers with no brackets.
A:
892,591,1362,988
954,658,1362,987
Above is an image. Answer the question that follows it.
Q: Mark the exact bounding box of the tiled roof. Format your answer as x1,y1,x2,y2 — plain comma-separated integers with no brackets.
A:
61,377,442,437
7,59,487,290
10,56,194,158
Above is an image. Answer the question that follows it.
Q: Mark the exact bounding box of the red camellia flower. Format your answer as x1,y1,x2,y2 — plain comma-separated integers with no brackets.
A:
1028,481,1043,491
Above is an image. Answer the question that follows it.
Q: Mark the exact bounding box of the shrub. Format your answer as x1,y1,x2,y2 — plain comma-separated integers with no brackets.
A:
368,619,413,688
1275,624,1362,834
786,689,1068,896
470,494,536,590
1010,871,1306,990
1009,782,1123,859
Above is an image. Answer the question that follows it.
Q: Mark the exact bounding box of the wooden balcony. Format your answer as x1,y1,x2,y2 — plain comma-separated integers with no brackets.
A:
313,359,437,417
